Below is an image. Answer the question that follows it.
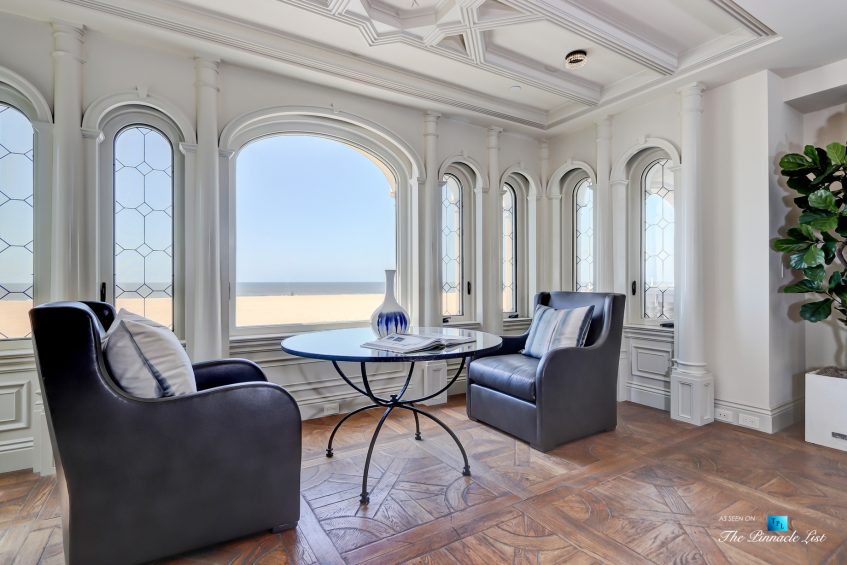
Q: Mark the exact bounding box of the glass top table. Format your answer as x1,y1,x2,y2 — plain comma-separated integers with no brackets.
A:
281,327,502,504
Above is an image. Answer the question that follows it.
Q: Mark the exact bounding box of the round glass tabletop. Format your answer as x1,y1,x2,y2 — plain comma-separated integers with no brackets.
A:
281,326,502,362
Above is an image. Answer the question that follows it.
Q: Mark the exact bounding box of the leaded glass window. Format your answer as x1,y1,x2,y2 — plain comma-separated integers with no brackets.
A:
642,159,674,319
502,184,517,313
441,174,463,317
0,103,33,339
113,125,174,327
574,178,594,292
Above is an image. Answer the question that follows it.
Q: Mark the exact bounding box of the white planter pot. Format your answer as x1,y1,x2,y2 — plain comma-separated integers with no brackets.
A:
805,371,847,452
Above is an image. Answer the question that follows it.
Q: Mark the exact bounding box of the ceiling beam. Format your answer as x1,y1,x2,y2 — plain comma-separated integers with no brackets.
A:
505,0,678,75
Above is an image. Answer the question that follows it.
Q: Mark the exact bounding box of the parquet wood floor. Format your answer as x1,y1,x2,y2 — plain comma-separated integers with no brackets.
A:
2,397,847,564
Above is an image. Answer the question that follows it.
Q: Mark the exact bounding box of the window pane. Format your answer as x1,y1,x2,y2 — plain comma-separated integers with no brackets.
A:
441,174,463,317
502,185,516,313
574,178,594,292
236,135,396,327
114,126,174,327
642,159,674,319
0,103,34,339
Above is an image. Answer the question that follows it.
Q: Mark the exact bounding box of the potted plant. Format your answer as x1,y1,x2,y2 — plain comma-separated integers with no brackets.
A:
774,141,847,450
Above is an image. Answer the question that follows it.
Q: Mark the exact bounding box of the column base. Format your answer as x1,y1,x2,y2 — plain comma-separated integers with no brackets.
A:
670,368,714,426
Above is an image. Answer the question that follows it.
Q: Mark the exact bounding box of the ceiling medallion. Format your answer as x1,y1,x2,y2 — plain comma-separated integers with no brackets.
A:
564,49,588,70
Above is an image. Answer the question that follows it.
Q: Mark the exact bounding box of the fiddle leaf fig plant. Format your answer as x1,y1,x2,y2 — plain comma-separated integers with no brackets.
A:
774,142,847,324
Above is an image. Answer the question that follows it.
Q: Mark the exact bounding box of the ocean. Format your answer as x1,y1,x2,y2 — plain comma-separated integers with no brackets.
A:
236,282,385,296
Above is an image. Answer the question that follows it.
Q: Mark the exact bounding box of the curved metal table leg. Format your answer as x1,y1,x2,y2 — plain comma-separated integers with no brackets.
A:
326,403,380,457
360,405,395,504
399,405,471,476
411,404,422,440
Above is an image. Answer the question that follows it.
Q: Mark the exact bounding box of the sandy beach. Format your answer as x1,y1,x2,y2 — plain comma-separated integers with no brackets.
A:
0,291,473,339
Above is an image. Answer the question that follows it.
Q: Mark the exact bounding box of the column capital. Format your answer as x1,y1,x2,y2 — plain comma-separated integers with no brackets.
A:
595,115,612,139
51,22,85,62
194,57,220,90
487,126,502,148
423,111,440,136
678,82,705,112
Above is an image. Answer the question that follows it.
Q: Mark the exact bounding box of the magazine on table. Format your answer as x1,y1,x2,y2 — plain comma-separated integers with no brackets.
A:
362,332,474,353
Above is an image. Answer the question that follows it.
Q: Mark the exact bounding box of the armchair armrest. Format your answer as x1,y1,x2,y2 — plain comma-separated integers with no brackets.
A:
192,358,267,391
475,333,528,359
533,343,619,449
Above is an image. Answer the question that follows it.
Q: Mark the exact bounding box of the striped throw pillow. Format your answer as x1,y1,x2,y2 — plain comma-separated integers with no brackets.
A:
522,304,594,359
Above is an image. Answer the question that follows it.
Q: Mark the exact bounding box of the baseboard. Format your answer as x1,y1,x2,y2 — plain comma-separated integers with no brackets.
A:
624,381,671,411
0,437,33,473
713,397,804,434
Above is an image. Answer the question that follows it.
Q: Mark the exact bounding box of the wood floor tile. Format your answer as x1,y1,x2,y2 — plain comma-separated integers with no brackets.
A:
2,397,847,564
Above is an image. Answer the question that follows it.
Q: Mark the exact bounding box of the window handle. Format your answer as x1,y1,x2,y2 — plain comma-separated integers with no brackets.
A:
631,281,637,296
467,281,472,295
100,282,106,302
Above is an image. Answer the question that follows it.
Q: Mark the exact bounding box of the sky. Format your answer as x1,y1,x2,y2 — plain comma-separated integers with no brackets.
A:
236,135,397,283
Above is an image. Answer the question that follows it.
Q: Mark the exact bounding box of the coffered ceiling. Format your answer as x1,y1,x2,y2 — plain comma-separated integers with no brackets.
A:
0,0,790,130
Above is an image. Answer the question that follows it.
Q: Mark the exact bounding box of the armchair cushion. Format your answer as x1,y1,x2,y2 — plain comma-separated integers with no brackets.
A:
103,309,196,398
522,304,594,359
468,354,538,402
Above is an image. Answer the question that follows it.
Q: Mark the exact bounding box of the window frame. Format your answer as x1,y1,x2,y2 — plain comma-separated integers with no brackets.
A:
572,176,595,293
501,182,518,316
0,82,50,347
227,130,407,337
98,107,185,336
439,166,476,324
627,149,675,324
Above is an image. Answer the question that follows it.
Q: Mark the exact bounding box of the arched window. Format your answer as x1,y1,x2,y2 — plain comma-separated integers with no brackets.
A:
573,177,594,292
0,102,33,339
112,125,175,326
99,108,184,332
235,135,396,329
441,173,464,318
641,158,674,320
502,183,517,313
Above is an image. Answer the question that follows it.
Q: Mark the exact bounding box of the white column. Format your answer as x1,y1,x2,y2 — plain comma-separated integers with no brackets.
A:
534,140,549,295
483,127,503,334
611,179,628,295
595,117,612,293
50,23,85,300
187,57,224,361
422,111,441,328
671,83,714,426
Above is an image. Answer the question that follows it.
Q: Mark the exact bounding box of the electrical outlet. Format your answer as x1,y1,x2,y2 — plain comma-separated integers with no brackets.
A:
715,408,734,422
323,402,340,417
739,413,760,429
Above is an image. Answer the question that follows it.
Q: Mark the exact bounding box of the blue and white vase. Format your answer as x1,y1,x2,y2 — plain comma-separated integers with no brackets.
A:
371,269,409,337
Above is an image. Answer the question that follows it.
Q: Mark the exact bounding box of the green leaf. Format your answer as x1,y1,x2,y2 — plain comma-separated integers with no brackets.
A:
805,145,821,169
788,225,817,241
830,271,843,291
788,174,813,194
774,239,811,253
800,298,833,322
780,153,812,172
810,165,840,187
784,279,820,293
823,240,837,263
827,142,847,166
809,189,838,211
804,265,826,283
790,246,825,269
800,209,839,232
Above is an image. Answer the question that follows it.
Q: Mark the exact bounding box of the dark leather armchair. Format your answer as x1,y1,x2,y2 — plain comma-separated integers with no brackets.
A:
467,292,625,452
29,301,301,565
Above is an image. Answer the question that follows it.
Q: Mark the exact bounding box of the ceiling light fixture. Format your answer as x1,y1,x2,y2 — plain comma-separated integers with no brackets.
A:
565,49,587,70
